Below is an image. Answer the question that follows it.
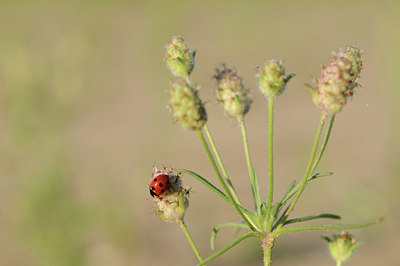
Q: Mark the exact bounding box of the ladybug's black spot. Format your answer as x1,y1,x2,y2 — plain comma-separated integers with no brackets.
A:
159,183,163,187
161,189,165,193
151,186,155,191
153,178,157,182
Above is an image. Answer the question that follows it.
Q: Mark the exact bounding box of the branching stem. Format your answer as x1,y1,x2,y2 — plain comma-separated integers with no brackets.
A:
276,112,327,230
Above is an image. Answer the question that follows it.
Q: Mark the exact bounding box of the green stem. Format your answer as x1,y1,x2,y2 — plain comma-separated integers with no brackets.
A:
197,130,256,231
240,118,261,213
276,112,327,230
266,96,275,231
180,220,203,262
203,124,241,204
310,114,335,174
263,244,272,266
198,232,260,266
272,217,383,238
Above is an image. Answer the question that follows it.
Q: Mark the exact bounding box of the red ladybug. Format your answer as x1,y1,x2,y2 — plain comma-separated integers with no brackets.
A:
149,174,170,197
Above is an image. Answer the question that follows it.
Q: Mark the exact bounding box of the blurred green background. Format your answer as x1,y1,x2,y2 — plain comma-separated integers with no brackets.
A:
0,0,399,265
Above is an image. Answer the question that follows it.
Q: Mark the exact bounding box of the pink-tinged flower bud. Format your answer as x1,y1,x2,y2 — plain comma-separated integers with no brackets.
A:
257,60,295,97
311,46,364,113
322,232,363,265
150,166,190,224
168,79,207,131
165,35,196,79
213,64,252,120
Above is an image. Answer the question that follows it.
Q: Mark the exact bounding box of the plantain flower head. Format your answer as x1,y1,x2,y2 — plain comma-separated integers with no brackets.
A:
214,64,252,120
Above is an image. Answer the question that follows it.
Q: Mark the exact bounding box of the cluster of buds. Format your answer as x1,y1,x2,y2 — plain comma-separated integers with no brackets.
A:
257,60,295,98
322,232,363,265
213,65,252,120
168,79,207,131
165,35,207,131
150,166,190,224
312,45,363,113
164,35,196,80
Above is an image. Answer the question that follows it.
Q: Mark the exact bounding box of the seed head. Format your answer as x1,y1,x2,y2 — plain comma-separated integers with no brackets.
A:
168,79,207,131
257,60,295,97
322,232,363,265
151,166,190,224
213,64,252,120
165,35,196,79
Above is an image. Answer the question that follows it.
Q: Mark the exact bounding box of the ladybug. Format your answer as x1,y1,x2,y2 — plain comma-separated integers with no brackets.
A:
149,174,170,197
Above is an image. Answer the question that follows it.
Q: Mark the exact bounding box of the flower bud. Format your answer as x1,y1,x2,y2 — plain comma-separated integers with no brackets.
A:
168,79,207,131
165,35,196,79
257,60,295,97
213,65,252,120
312,46,364,113
322,232,362,265
151,166,190,224
311,56,354,113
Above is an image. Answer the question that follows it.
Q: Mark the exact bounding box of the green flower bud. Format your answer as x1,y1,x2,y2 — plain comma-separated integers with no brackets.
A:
151,166,190,224
311,55,354,113
322,232,363,265
213,64,252,120
168,79,207,131
257,60,295,97
165,35,196,79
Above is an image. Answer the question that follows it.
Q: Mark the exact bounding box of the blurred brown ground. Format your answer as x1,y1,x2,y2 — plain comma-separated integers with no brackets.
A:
0,0,399,265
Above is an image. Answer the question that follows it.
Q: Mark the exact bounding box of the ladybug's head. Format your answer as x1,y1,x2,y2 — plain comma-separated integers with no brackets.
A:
149,186,159,198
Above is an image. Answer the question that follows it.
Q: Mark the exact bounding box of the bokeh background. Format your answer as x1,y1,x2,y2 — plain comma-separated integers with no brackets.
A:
0,0,399,265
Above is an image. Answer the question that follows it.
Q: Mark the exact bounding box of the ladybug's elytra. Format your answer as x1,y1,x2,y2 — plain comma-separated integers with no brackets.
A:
149,174,170,197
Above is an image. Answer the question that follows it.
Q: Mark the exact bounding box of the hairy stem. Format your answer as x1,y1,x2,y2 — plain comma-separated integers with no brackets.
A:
181,220,203,262
266,96,275,231
197,129,256,231
276,112,327,230
263,244,272,266
310,114,335,174
204,124,241,204
240,118,261,212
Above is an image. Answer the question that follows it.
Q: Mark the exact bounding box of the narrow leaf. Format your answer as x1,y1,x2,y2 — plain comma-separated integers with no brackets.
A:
283,213,341,226
210,222,249,250
178,169,258,222
280,172,333,206
198,232,260,266
251,167,262,216
272,217,384,238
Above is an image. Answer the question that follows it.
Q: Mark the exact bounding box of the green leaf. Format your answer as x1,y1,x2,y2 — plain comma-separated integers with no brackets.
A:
272,217,384,238
272,205,289,231
178,169,258,222
210,222,249,250
251,167,262,216
280,172,333,206
198,232,261,266
283,213,341,226
286,73,296,82
305,83,315,90
178,191,185,210
321,235,332,243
